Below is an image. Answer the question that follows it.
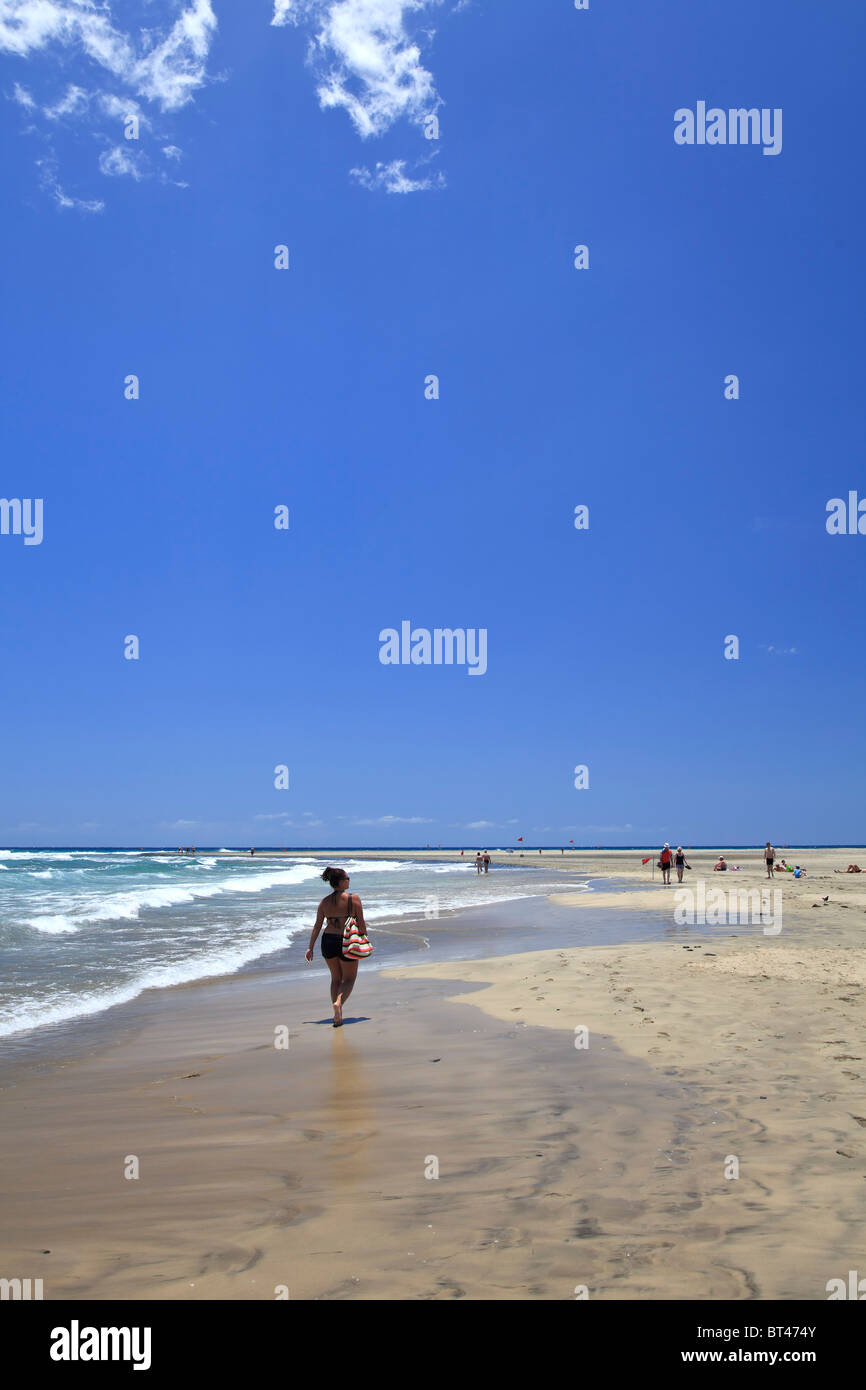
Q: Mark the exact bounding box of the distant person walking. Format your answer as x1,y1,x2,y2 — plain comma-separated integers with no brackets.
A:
764,842,775,877
482,851,491,874
659,843,673,885
475,852,483,875
674,846,689,883
305,866,369,1027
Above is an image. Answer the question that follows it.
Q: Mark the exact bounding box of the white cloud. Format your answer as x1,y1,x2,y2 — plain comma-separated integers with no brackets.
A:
132,0,218,111
271,1,441,138
162,143,182,159
98,143,146,179
98,91,149,127
2,2,217,202
350,156,442,192
254,813,325,826
0,1,217,111
44,82,90,118
12,80,35,107
353,814,433,825
36,155,104,210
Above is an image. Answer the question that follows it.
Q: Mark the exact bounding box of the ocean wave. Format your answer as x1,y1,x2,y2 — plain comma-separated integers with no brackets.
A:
23,916,79,934
21,862,327,930
0,916,309,1038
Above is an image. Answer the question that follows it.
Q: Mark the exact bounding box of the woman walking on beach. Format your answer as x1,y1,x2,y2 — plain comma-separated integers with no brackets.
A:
305,867,369,1027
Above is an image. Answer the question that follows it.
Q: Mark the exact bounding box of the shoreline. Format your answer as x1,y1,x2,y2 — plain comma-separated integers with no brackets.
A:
1,851,863,1299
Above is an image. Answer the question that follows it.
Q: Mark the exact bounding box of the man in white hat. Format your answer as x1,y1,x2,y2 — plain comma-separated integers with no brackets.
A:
659,842,673,885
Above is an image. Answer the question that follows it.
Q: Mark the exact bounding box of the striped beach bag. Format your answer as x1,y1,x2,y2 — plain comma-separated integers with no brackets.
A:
342,893,373,960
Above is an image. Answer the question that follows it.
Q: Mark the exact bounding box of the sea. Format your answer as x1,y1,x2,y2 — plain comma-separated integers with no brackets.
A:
0,849,584,1040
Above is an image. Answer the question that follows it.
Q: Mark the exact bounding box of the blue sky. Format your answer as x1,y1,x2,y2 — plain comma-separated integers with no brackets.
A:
1,0,864,848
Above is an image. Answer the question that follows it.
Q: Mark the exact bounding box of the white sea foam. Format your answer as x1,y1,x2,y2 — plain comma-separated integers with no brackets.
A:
0,914,311,1038
24,915,79,934
21,861,327,930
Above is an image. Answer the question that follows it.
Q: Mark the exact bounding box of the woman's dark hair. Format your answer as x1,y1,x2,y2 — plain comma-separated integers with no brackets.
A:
321,865,347,890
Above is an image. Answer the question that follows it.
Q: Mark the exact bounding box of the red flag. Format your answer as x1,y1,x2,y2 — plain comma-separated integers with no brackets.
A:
569,840,574,844
517,837,524,842
641,856,651,865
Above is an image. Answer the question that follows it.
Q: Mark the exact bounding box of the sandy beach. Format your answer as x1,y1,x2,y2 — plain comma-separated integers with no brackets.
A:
1,848,863,1300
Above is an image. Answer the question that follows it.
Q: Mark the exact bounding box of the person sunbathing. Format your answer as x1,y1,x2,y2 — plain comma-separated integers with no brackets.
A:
713,856,727,871
834,864,862,873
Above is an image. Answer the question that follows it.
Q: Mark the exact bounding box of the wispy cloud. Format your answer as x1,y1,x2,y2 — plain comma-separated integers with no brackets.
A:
271,1,446,190
352,814,433,825
272,0,441,137
12,79,35,108
99,144,147,179
36,155,104,210
760,645,798,656
1,1,216,201
254,811,325,826
350,155,442,192
0,1,217,109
